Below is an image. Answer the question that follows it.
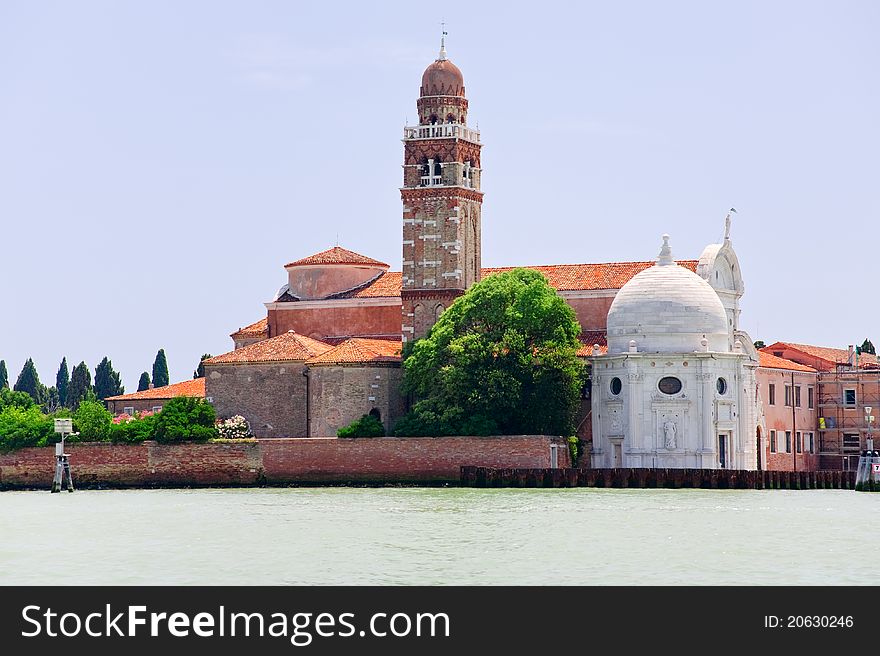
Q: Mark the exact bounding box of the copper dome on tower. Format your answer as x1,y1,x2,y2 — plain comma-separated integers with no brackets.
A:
420,59,465,97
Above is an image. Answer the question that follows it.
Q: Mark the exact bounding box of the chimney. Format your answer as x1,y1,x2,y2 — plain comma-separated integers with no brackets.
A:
848,345,855,367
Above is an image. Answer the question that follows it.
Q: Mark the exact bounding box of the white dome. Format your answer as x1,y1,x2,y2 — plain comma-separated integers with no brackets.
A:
607,235,730,354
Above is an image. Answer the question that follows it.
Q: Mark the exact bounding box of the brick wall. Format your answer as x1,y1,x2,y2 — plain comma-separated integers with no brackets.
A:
106,398,170,415
756,367,820,471
205,363,308,438
269,303,401,342
0,435,570,489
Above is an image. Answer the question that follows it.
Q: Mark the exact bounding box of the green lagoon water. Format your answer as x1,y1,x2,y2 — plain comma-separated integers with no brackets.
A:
0,487,875,585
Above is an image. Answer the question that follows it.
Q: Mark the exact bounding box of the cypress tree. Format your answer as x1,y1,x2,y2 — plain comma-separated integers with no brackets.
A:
94,357,124,400
137,371,151,392
56,357,70,407
860,338,876,356
67,361,92,410
152,349,169,388
14,358,45,404
193,354,212,379
0,360,7,389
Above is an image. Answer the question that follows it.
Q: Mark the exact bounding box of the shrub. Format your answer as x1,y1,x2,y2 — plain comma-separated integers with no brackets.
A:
73,400,112,442
338,414,386,438
391,403,497,437
109,412,158,444
216,415,253,440
568,436,579,466
0,388,36,412
153,396,217,443
0,406,54,451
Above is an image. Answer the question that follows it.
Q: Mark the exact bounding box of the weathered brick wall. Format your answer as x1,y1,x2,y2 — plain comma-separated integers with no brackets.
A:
0,436,569,489
308,364,406,437
269,303,401,342
205,363,308,437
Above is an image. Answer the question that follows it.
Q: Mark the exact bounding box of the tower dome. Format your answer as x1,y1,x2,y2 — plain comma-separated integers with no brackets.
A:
420,34,465,97
606,235,730,354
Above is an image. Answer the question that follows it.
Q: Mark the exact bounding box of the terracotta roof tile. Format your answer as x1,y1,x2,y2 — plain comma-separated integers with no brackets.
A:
330,271,403,299
576,331,608,357
761,342,879,369
285,246,389,269
207,331,333,364
230,317,268,339
306,337,402,365
105,378,206,402
757,352,817,373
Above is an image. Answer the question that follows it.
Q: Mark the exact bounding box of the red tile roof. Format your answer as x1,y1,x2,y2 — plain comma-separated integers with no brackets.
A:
285,246,389,269
761,342,880,369
105,378,206,402
757,352,817,373
207,331,333,364
230,317,268,339
330,271,403,299
577,331,608,357
306,337,402,365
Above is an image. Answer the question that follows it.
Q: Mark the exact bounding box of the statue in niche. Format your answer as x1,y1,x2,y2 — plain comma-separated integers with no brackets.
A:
663,418,677,450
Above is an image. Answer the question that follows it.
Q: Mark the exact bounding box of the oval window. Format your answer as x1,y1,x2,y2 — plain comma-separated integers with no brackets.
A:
658,376,683,395
716,378,728,395
610,377,622,395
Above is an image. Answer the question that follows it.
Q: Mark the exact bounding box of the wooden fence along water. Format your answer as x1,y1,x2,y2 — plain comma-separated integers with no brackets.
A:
460,467,857,490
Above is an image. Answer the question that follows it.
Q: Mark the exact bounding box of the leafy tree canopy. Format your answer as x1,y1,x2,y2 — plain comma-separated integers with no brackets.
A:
56,357,70,407
153,396,216,443
94,357,124,400
0,387,35,412
137,371,151,392
152,349,169,388
395,268,585,437
753,340,766,350
67,361,92,410
338,414,385,438
0,360,8,389
859,338,876,356
13,358,45,404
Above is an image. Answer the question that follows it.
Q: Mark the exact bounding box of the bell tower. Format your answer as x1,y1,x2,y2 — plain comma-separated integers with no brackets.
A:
401,34,483,342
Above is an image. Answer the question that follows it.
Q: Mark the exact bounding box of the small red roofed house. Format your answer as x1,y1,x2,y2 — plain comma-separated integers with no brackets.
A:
105,378,206,416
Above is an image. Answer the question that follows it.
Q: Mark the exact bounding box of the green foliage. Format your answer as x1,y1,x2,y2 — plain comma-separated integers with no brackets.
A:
193,354,212,379
56,357,70,407
109,413,158,444
0,360,7,389
152,349,169,388
0,406,54,451
73,400,112,441
337,414,386,438
137,372,151,392
860,338,876,356
152,396,217,443
395,269,585,437
67,361,93,410
44,386,61,413
568,436,579,466
753,340,766,350
0,387,35,411
94,357,124,400
14,358,45,404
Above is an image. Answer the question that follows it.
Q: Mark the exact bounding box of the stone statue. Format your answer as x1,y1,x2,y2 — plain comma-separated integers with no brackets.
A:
663,419,677,450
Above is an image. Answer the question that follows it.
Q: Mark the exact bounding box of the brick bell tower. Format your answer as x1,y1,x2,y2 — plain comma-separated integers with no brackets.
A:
400,34,483,342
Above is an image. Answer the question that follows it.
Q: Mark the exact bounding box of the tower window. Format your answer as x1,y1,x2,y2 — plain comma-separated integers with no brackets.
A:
429,114,438,124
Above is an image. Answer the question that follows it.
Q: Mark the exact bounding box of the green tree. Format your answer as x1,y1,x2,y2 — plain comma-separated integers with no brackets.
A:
395,268,585,437
67,361,92,410
44,386,61,413
0,387,35,411
193,354,212,379
0,360,8,389
152,349,169,388
860,338,876,356
137,371,151,392
754,340,766,350
94,356,124,400
338,414,385,438
56,357,70,407
13,358,45,404
152,396,217,443
73,400,112,441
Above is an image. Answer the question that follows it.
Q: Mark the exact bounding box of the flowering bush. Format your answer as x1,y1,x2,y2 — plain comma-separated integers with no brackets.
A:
216,415,253,440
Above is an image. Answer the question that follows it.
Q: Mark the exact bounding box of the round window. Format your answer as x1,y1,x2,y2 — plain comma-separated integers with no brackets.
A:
716,377,728,395
658,376,683,395
610,377,622,395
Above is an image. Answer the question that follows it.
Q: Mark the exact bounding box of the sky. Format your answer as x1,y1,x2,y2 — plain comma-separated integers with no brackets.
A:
1,0,878,390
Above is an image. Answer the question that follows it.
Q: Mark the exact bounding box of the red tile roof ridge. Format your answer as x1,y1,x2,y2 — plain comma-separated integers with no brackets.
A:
230,317,268,338
105,378,206,402
757,351,817,373
306,337,402,365
207,331,333,365
285,246,389,269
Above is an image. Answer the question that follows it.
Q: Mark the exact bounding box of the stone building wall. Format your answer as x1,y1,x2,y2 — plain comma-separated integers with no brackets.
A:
756,367,820,472
308,364,405,437
205,362,308,438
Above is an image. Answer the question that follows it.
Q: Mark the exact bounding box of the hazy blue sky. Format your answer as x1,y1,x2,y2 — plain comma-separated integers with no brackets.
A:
1,0,878,389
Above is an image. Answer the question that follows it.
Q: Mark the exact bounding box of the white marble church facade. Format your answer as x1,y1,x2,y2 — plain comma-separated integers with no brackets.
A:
590,231,759,470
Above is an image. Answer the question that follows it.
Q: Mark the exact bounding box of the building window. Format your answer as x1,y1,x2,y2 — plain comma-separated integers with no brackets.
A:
785,431,792,453
152,406,162,413
796,431,802,453
843,433,860,452
770,430,777,453
658,377,682,395
808,433,814,453
123,406,134,416
784,385,792,407
716,378,728,395
610,377,622,395
769,384,776,406
808,387,814,409
844,389,857,407
795,386,801,408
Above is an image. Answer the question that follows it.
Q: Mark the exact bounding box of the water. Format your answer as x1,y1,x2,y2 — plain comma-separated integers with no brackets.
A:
0,488,875,585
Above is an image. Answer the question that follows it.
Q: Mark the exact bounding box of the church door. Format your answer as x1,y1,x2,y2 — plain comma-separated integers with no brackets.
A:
718,434,728,469
612,443,623,468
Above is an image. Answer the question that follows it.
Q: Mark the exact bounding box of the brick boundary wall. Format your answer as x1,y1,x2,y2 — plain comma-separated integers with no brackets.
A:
0,436,569,490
